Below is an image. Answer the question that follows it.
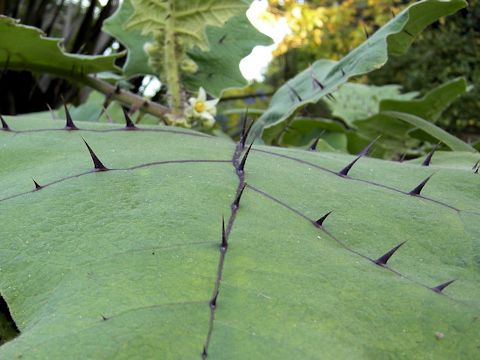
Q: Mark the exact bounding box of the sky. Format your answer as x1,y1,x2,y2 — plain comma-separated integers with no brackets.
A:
240,0,290,81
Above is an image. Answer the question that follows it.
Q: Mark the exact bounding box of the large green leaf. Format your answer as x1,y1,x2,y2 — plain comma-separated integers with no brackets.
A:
380,77,468,122
0,16,119,77
325,83,418,126
351,79,471,156
102,0,154,77
380,111,477,152
0,116,479,358
127,0,250,50
184,14,273,97
250,0,467,140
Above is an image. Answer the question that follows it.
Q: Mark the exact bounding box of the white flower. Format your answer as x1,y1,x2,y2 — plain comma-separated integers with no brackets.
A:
185,87,219,127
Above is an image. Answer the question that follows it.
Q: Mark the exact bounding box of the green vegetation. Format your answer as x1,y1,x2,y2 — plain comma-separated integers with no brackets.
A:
0,0,478,358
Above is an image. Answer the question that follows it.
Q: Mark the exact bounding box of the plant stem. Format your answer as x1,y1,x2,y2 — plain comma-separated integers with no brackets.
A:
80,75,170,119
163,0,182,119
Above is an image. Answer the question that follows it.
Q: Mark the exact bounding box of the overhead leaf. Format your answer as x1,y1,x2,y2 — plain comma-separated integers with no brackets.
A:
0,116,479,357
184,14,273,97
102,0,154,77
127,0,250,50
0,16,120,77
380,111,477,152
250,0,467,140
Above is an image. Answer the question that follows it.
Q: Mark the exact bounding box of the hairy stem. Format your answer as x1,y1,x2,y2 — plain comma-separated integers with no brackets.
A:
163,0,182,119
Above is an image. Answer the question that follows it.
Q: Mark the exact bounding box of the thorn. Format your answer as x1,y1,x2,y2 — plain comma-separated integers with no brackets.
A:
391,9,396,18
46,103,56,120
338,156,361,177
218,34,227,44
32,178,42,190
237,143,253,174
325,93,336,102
240,108,253,148
472,160,479,171
313,211,332,228
221,217,228,251
399,153,407,163
210,291,218,309
338,137,378,176
358,136,381,156
310,70,325,90
363,24,370,39
82,138,108,171
403,29,414,37
122,107,136,129
309,135,322,151
232,183,246,209
0,113,10,131
408,175,433,196
422,144,439,166
101,315,108,321
287,84,302,102
341,68,346,77
374,241,406,266
202,347,208,358
431,279,455,294
63,101,78,130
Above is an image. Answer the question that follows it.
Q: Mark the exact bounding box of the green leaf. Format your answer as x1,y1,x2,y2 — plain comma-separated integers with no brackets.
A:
380,111,477,152
0,16,119,77
184,14,273,97
0,116,479,358
250,0,467,140
57,91,160,125
325,83,418,126
263,117,347,149
102,0,155,77
380,77,468,122
127,0,250,50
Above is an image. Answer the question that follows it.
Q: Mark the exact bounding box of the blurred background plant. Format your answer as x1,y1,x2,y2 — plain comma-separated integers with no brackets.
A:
0,0,477,159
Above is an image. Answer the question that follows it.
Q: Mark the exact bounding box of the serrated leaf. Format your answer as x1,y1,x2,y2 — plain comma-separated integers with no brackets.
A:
184,14,273,97
0,16,119,77
127,0,250,50
0,117,479,358
102,0,155,77
250,0,467,140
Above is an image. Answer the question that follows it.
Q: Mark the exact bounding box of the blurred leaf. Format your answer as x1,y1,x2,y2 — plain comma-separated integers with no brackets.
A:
250,0,467,139
0,16,120,77
380,78,468,122
184,14,273,97
59,91,159,125
325,83,417,126
263,117,346,149
381,111,476,152
103,0,155,77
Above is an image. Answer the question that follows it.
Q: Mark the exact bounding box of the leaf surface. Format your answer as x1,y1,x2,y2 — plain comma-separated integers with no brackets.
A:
0,116,479,358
